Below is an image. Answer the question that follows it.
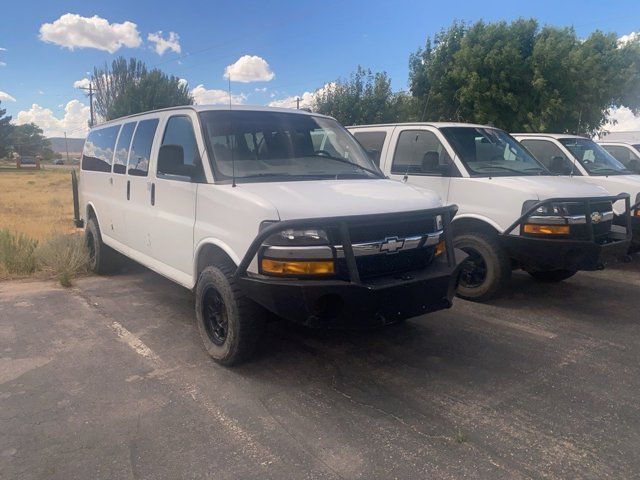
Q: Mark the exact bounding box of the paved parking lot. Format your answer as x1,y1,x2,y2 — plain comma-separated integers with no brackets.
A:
2,258,640,479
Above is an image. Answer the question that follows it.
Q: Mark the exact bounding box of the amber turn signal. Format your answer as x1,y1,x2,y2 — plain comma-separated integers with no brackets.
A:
635,209,640,217
523,224,570,235
261,258,335,276
435,240,446,257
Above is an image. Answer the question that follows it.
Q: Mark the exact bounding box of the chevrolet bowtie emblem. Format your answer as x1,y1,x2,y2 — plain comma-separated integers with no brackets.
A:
590,211,603,224
380,237,405,254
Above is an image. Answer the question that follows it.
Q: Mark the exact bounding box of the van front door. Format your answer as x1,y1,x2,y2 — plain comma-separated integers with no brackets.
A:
147,114,201,284
387,127,454,203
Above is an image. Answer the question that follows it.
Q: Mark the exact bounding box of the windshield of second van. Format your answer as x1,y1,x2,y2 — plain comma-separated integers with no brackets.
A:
199,110,383,183
559,138,630,176
440,127,548,176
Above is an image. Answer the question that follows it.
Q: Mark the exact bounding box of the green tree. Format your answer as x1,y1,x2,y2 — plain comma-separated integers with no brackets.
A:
409,20,640,135
10,123,52,158
314,66,411,125
93,57,193,121
0,101,12,159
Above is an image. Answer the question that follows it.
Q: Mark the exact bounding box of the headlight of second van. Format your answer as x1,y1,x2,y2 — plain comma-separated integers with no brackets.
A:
520,200,584,235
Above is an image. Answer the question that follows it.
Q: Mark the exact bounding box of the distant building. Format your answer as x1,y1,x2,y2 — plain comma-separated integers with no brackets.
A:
599,131,640,142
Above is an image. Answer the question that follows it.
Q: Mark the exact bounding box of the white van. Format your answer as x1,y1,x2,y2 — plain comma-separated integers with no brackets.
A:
598,141,640,174
348,123,632,301
76,106,466,365
513,134,640,249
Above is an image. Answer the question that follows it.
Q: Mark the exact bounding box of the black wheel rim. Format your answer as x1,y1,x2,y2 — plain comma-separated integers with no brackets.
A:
202,287,228,346
458,247,488,289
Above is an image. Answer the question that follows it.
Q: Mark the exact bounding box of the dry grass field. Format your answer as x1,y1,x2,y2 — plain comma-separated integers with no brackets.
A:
0,167,77,240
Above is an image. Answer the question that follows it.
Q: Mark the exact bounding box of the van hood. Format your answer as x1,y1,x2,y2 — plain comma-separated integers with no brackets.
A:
581,174,640,198
236,179,442,220
469,175,611,200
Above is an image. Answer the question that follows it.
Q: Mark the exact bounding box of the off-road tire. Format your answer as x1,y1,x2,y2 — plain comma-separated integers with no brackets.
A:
85,217,119,275
195,264,266,366
528,269,577,282
454,231,511,302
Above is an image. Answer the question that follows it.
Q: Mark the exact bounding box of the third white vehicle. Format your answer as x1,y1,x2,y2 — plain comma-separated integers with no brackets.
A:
348,123,632,301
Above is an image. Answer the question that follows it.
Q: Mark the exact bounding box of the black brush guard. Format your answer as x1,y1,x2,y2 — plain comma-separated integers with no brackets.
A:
234,206,467,327
500,193,632,272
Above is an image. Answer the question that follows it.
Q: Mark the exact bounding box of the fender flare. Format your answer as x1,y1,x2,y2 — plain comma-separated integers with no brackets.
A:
452,213,506,234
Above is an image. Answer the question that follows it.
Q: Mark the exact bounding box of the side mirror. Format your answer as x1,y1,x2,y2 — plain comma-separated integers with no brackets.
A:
158,144,191,177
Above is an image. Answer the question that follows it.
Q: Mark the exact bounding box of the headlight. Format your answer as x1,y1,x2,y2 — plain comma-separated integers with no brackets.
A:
522,200,572,216
264,227,329,246
521,200,580,235
435,215,443,231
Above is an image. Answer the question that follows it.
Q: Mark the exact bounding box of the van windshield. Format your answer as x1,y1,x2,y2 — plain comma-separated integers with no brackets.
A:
440,127,548,176
559,138,630,176
199,110,383,183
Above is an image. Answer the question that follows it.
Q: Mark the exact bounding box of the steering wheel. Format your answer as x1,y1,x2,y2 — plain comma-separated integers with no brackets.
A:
314,150,334,157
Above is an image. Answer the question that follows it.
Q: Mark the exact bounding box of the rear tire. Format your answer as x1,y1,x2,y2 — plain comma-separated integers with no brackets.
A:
454,231,511,302
195,264,266,366
528,269,577,282
85,217,119,274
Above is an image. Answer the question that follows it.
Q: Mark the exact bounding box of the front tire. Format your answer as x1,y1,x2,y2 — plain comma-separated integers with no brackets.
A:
454,231,511,302
195,264,266,366
528,269,577,282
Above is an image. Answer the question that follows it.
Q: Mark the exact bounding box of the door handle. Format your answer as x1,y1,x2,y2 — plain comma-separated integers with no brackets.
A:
150,183,155,206
126,180,130,200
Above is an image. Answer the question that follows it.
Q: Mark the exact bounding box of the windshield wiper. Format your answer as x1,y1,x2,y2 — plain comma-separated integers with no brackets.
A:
473,165,526,174
307,154,384,178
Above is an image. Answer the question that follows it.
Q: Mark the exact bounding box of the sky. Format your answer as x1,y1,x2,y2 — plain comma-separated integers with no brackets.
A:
1,0,639,138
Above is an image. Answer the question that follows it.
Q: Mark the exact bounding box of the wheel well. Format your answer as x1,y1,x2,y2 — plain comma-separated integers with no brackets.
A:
451,218,499,237
86,204,97,223
196,244,236,279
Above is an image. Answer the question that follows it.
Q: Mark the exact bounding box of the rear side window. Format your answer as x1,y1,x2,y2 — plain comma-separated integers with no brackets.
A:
81,126,119,172
520,139,579,175
391,130,452,175
113,122,136,174
353,131,386,166
602,145,640,166
128,119,159,176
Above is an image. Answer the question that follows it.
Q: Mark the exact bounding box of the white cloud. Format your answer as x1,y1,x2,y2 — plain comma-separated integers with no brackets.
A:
14,100,90,137
603,106,640,133
0,62,6,67
178,78,188,88
224,55,274,83
618,32,639,48
254,87,267,93
0,91,16,102
36,90,44,95
148,31,181,55
0,47,6,51
268,83,335,110
73,77,91,89
39,13,141,53
191,84,246,105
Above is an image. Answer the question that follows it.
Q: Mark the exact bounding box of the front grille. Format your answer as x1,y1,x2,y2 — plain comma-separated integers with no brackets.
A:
336,247,436,280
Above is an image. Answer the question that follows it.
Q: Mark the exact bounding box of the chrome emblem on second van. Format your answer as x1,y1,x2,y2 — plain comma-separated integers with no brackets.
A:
590,211,603,224
380,237,405,254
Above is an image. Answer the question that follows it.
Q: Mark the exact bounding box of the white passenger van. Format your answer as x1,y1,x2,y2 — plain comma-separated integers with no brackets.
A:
513,134,640,250
598,141,640,174
76,106,466,365
348,123,632,301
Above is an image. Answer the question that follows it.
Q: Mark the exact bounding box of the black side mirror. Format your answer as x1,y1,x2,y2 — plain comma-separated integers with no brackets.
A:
158,144,192,178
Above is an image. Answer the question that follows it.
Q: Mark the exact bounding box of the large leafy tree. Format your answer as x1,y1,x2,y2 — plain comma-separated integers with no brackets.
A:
409,20,640,135
314,66,410,126
10,123,52,157
93,57,193,121
0,101,12,159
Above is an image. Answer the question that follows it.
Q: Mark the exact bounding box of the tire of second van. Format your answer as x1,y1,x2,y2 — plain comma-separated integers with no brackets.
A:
454,231,511,302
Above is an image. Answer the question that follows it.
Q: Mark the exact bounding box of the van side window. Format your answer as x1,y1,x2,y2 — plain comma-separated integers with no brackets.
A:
159,116,200,177
81,126,119,172
391,130,452,175
520,139,579,175
113,122,136,174
128,119,159,176
353,131,386,166
603,145,639,167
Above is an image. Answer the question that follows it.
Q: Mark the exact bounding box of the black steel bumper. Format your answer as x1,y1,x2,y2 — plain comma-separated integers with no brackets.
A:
500,194,633,272
234,207,467,327
615,201,640,251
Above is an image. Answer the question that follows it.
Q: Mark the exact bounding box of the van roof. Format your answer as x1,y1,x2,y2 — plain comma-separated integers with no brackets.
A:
512,133,587,140
93,104,333,128
347,122,502,130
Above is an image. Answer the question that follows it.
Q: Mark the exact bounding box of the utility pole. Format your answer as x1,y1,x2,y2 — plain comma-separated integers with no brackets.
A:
64,131,70,164
77,81,95,126
296,97,300,109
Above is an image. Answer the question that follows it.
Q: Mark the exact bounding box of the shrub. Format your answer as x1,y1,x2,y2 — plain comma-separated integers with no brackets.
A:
0,229,38,276
34,233,89,287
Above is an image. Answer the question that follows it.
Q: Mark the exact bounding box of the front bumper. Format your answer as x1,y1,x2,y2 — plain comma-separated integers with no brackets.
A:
234,206,465,327
237,250,467,327
500,226,630,272
501,194,633,272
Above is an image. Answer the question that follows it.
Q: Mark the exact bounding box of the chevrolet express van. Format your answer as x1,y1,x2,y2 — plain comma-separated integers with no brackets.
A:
513,134,640,250
598,141,640,174
348,123,632,301
76,106,466,365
